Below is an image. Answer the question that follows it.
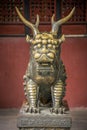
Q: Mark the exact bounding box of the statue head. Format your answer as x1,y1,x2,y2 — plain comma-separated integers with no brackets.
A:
15,7,75,65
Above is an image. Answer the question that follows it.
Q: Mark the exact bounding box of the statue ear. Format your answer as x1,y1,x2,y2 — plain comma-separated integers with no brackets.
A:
58,35,65,44
26,35,31,43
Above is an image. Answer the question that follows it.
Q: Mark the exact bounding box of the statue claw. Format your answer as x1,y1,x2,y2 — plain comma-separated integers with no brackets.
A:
50,106,66,114
27,107,40,113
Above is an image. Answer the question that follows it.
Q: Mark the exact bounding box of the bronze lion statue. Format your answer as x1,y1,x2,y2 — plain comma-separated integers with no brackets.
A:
16,7,75,114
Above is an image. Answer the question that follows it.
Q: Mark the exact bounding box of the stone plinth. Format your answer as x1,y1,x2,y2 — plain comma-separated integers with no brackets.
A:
17,105,72,130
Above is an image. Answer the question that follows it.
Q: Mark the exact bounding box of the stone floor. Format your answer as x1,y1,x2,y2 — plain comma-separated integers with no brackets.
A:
0,108,87,130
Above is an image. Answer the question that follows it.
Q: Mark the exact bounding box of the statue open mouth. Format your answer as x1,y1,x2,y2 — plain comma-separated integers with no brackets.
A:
39,62,52,66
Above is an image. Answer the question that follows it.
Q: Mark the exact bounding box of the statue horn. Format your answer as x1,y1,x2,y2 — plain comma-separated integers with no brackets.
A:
51,7,75,35
15,7,40,37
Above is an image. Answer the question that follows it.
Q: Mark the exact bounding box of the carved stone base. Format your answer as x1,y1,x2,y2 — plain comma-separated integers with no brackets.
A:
17,104,72,130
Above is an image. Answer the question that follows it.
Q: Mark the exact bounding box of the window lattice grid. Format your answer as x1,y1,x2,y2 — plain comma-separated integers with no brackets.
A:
62,0,86,23
29,0,56,24
0,0,24,24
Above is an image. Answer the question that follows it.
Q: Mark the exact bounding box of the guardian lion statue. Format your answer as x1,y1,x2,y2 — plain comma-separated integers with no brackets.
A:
16,7,75,114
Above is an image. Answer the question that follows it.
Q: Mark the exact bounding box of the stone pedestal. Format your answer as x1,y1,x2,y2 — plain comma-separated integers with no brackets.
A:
17,104,72,130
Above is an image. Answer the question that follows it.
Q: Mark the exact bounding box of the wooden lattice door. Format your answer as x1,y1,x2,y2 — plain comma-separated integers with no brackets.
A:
28,0,57,33
61,0,87,35
0,0,86,36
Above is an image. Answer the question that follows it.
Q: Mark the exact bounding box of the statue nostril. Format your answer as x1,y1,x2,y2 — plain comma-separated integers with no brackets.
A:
34,53,41,59
47,53,54,59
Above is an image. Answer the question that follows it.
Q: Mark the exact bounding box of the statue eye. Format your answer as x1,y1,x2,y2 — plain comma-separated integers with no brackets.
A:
47,44,52,48
33,44,41,49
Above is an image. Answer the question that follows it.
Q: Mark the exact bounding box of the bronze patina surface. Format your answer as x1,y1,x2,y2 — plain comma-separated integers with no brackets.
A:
16,7,75,114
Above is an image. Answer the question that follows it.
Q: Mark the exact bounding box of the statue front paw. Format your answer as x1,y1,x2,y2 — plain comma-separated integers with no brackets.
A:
27,106,40,113
50,106,66,114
